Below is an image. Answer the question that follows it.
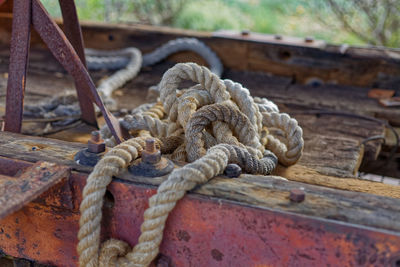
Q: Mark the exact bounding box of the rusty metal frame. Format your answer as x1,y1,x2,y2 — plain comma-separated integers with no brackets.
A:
0,161,70,219
3,0,124,143
0,156,399,266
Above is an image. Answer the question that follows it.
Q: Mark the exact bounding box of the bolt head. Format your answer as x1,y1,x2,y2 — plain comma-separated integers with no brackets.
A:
241,30,250,36
304,36,314,43
91,131,101,142
224,164,242,178
290,188,305,203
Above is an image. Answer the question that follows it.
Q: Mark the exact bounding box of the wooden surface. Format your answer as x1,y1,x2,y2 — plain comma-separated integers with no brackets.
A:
0,13,399,89
0,48,395,178
0,131,399,200
0,21,398,189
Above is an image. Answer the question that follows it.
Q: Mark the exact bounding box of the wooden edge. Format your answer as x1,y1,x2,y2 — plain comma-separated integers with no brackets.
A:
275,164,400,199
0,131,398,199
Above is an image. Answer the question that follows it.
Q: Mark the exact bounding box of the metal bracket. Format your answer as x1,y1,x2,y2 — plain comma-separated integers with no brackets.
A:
3,0,124,143
0,161,70,219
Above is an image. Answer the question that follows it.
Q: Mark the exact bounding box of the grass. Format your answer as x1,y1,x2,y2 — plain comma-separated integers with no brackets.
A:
41,0,366,46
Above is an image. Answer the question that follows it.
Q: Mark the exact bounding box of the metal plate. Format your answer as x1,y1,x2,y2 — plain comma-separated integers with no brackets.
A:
0,161,70,219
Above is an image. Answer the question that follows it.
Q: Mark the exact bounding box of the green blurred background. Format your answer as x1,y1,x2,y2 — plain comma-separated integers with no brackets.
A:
41,0,400,47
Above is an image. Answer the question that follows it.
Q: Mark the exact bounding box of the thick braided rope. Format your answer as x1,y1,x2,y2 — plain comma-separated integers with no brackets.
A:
159,63,230,122
224,79,263,134
78,137,150,267
97,48,142,105
84,144,276,267
121,114,170,138
79,63,303,267
176,87,212,128
262,112,304,166
254,96,279,113
142,38,223,77
142,102,165,119
185,102,263,162
158,63,260,159
86,38,223,77
24,48,142,128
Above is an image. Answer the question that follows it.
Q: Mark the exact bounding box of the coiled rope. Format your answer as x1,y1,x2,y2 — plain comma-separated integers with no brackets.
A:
78,62,304,267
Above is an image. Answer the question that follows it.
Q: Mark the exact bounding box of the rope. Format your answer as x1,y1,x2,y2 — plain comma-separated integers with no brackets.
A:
23,38,222,135
78,62,304,267
86,38,223,77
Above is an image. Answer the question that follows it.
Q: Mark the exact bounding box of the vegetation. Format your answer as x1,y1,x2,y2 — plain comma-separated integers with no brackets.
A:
41,0,400,47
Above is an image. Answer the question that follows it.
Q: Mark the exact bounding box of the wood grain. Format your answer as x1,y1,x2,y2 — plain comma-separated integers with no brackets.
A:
0,131,398,200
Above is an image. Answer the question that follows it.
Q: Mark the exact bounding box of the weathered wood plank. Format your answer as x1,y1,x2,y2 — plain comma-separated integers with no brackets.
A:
225,70,400,126
299,134,363,177
294,112,385,162
0,131,399,200
0,131,90,173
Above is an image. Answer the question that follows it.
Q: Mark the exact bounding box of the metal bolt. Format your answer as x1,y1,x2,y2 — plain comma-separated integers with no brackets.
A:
304,36,314,43
142,138,161,164
156,254,172,267
290,188,305,203
87,131,106,153
145,138,156,153
241,30,250,36
224,164,242,178
91,131,100,142
274,34,282,40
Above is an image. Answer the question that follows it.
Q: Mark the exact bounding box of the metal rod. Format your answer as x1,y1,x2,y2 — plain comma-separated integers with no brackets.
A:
4,0,32,133
31,0,124,143
58,0,97,126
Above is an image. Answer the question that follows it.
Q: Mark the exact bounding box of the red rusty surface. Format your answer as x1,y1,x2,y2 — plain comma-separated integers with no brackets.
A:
0,161,70,219
0,169,399,267
4,0,31,133
58,0,97,126
0,156,32,177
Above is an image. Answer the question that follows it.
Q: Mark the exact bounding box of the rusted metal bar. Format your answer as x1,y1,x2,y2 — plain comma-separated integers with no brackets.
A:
31,0,124,143
4,0,31,133
0,168,399,266
58,0,97,126
0,161,70,220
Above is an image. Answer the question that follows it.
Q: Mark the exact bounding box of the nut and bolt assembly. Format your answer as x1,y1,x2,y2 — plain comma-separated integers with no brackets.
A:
129,138,174,177
87,131,106,153
74,130,106,166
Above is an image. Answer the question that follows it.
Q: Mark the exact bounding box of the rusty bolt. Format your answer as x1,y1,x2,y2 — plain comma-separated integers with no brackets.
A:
304,36,314,43
274,34,282,40
156,254,172,267
142,138,161,164
241,30,250,36
87,131,106,153
224,164,242,178
146,138,156,153
290,188,305,203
